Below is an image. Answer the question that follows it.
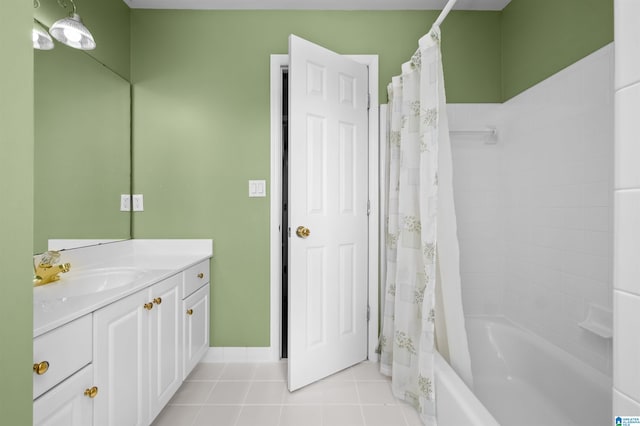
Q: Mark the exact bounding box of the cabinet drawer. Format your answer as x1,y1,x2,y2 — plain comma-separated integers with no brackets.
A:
33,314,92,399
183,260,209,298
33,364,94,426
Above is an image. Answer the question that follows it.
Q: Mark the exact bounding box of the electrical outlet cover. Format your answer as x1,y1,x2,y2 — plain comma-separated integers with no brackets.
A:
249,180,266,197
133,194,144,211
120,194,131,211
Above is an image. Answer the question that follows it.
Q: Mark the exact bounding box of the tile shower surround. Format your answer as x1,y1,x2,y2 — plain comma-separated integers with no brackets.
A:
613,0,640,415
450,44,614,376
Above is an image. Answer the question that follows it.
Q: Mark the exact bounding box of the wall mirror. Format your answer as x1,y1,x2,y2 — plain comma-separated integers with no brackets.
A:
33,40,131,254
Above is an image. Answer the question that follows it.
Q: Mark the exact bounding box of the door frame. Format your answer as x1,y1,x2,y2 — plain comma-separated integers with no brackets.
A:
269,53,379,362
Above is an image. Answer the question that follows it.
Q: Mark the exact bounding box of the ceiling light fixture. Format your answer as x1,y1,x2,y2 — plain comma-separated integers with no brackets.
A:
33,20,54,50
49,0,96,50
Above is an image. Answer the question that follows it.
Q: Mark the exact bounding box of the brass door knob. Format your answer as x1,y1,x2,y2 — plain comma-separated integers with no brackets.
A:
296,226,311,239
84,386,99,399
33,361,49,375
186,309,194,316
153,297,162,305
143,302,154,310
197,273,204,279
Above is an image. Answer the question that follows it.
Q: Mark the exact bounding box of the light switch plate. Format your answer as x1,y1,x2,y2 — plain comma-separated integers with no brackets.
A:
249,180,266,197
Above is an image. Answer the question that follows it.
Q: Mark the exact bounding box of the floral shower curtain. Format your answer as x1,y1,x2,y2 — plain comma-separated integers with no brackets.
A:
379,26,470,426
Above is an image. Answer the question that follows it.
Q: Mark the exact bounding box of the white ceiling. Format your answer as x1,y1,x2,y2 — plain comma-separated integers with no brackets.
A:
123,0,511,11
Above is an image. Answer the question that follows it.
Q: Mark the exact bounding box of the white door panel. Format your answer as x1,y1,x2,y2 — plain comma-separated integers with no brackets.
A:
288,34,369,391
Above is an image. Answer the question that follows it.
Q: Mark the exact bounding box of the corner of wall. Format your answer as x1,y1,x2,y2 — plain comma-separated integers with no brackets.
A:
0,1,35,423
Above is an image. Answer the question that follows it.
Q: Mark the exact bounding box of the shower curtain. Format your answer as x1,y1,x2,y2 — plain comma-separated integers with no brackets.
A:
379,26,472,425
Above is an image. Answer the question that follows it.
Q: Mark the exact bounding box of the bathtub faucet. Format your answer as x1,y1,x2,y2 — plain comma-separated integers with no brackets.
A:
34,250,71,286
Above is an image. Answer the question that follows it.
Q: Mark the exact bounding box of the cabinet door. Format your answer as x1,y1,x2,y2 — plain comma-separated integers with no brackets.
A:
148,274,183,422
183,283,210,379
94,289,149,426
34,364,94,426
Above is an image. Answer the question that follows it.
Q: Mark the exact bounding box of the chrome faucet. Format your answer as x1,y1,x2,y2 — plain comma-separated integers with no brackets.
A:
34,250,71,286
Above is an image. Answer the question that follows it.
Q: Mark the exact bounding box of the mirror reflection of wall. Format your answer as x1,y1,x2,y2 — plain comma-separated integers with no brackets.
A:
33,45,131,254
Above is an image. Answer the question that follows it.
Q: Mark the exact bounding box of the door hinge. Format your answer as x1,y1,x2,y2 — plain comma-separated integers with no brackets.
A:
367,200,371,216
367,93,371,110
367,305,370,322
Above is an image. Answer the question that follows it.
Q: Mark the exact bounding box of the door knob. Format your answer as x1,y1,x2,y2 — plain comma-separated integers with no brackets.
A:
143,302,153,310
296,226,311,239
153,297,162,305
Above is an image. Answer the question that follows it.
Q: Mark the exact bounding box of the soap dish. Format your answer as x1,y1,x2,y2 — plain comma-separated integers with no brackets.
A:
578,304,613,339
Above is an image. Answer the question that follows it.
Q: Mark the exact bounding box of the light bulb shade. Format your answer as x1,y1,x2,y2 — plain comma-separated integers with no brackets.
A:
49,13,95,50
33,22,54,50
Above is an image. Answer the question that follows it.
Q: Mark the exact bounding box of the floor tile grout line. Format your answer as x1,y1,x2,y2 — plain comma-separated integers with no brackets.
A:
353,374,368,426
198,375,222,411
186,404,205,426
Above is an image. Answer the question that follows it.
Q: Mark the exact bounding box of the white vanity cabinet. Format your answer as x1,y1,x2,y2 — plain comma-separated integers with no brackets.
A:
33,315,95,426
34,240,212,426
33,365,94,426
182,261,210,379
183,285,210,377
93,273,183,426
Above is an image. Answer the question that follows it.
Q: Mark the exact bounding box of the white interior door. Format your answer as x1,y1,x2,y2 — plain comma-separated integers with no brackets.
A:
288,34,369,391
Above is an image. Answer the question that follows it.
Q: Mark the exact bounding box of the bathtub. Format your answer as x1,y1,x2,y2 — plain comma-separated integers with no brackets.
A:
464,316,612,426
435,350,500,425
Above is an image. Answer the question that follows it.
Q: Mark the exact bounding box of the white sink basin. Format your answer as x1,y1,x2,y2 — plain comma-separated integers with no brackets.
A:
34,267,149,302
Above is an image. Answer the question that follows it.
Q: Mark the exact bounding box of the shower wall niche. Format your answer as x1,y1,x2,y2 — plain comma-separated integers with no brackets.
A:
450,44,614,375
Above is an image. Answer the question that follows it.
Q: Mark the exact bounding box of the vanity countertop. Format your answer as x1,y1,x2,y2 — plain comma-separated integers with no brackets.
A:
33,239,213,338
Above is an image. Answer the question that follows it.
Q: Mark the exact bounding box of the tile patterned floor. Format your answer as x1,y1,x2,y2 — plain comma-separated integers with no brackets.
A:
152,361,423,426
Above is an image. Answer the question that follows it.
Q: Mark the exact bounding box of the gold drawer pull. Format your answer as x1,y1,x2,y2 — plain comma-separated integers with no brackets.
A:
143,302,153,310
84,386,99,399
33,361,49,375
186,309,194,316
197,273,204,279
153,297,162,305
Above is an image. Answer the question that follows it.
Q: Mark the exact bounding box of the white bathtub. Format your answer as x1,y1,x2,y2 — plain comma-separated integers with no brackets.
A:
435,350,500,425
464,316,612,426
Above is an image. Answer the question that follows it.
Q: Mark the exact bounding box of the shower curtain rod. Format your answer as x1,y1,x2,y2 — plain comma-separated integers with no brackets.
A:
432,0,458,28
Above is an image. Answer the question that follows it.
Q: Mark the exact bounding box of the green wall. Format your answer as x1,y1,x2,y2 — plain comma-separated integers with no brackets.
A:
34,47,131,254
0,0,34,424
501,0,613,100
130,10,501,346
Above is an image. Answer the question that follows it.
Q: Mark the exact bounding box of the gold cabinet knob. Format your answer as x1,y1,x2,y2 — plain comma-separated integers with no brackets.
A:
296,226,311,239
153,297,162,305
186,309,194,316
143,302,154,310
33,361,49,375
197,273,204,279
84,386,99,399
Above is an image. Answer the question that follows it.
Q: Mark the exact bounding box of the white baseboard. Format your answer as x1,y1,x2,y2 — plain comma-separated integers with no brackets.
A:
202,347,280,363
